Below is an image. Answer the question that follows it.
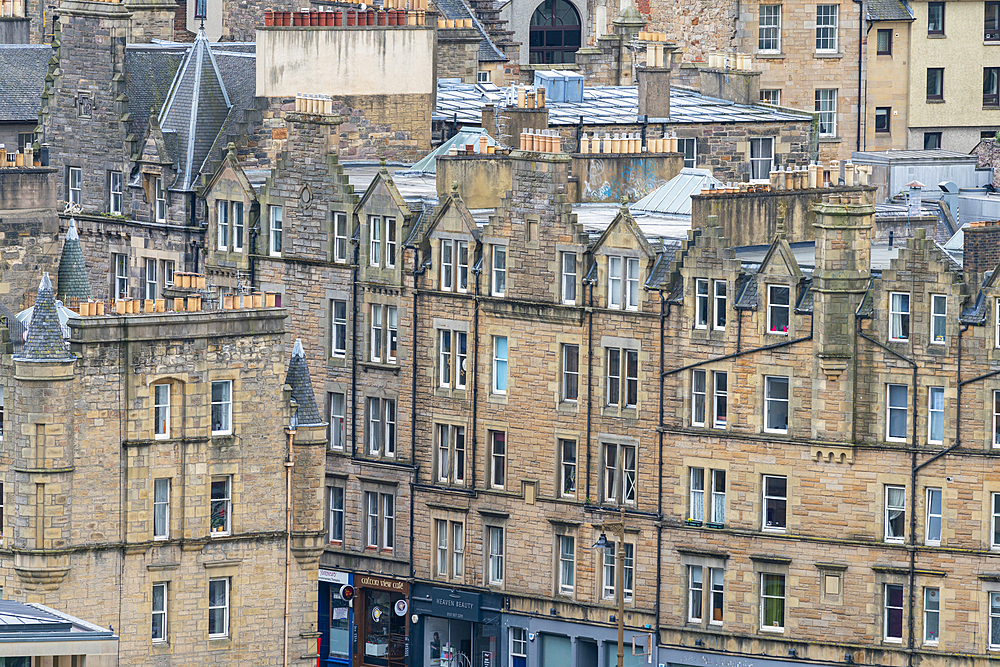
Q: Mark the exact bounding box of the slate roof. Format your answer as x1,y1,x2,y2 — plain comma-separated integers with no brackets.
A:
734,272,758,310
866,0,914,21
644,243,679,289
0,301,26,355
17,273,74,362
795,280,814,314
434,0,508,62
125,44,187,141
0,45,51,123
285,339,324,427
202,48,257,177
56,219,92,301
158,30,232,192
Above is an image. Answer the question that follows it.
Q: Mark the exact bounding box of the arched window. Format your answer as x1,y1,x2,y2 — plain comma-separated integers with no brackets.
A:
529,0,581,64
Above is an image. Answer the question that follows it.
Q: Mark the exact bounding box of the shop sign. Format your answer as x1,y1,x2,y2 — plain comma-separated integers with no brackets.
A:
319,569,348,585
394,599,409,616
430,588,480,622
356,575,408,592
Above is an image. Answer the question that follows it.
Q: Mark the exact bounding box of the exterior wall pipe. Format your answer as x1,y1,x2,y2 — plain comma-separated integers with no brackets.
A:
472,266,482,490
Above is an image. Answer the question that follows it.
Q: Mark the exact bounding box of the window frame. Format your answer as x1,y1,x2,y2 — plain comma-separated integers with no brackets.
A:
155,177,167,223
886,384,908,442
885,484,906,543
994,390,1000,449
926,68,944,101
152,581,167,643
218,199,229,251
924,132,942,150
884,583,904,642
153,477,170,540
713,280,727,330
109,170,123,215
759,89,781,106
928,386,944,445
713,371,728,429
328,485,344,543
991,591,1000,649
923,587,940,645
232,201,244,252
764,376,789,434
114,253,129,301
211,380,233,436
815,4,839,52
875,107,891,133
695,278,709,329
988,1,1000,41
767,284,790,335
758,4,781,53
760,573,785,631
153,383,170,439
927,2,944,34
331,300,348,358
492,245,507,297
488,525,504,585
931,294,947,343
145,258,158,300
692,369,707,426
558,535,575,595
492,336,508,395
562,252,577,305
925,487,942,546
437,423,467,485
363,490,395,551
369,215,382,267
562,344,579,402
490,430,506,489
602,542,634,601
876,27,892,55
689,565,704,622
210,475,232,537
602,442,637,506
366,396,397,458
750,137,774,181
762,474,787,532
815,88,837,138
333,212,349,263
889,292,911,341
560,438,577,497
68,167,82,207
993,492,1000,550
988,67,1000,108
329,392,346,451
269,205,283,257
208,577,230,639
678,137,697,169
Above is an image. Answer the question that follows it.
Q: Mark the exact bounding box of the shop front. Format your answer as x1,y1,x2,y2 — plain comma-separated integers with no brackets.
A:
318,569,354,666
354,574,410,667
411,584,503,667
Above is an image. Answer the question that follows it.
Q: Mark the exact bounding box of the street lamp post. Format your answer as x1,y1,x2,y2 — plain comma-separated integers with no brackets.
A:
595,509,627,667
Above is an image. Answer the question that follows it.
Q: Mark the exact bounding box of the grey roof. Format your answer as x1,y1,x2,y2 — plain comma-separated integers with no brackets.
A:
0,600,116,640
434,0,507,62
435,82,814,126
403,126,496,175
158,30,232,192
16,273,74,362
866,0,914,21
201,48,257,178
56,219,92,300
125,44,187,140
734,272,758,310
644,243,679,289
285,339,324,427
851,149,978,165
0,45,51,123
630,168,723,217
0,301,26,354
795,279,814,313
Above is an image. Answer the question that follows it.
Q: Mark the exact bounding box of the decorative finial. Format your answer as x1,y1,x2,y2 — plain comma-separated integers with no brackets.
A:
380,156,387,168
66,217,79,241
619,195,629,210
452,181,459,192
292,338,304,358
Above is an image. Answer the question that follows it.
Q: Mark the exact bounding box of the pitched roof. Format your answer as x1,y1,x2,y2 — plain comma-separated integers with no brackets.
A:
434,0,508,62
16,273,75,362
125,44,187,141
56,219,93,301
402,126,496,175
866,0,914,21
285,339,324,427
630,168,723,217
0,45,51,123
158,30,232,192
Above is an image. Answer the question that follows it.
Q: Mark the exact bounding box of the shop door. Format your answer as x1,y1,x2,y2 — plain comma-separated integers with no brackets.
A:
388,599,406,667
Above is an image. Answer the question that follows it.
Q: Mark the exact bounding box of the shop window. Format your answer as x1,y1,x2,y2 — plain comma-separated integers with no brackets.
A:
360,587,407,665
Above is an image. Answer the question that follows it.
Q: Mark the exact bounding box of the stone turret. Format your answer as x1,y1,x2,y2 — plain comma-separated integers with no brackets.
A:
55,218,92,302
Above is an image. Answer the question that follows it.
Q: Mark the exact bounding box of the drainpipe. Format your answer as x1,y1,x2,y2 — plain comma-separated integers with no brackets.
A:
655,291,668,646
283,425,297,667
351,237,360,457
855,0,865,152
585,277,595,503
472,266,482,490
410,253,429,582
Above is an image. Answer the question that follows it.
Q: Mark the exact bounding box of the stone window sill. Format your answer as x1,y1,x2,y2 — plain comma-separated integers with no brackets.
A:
814,52,843,59
926,99,945,104
927,33,946,38
818,137,842,143
757,52,785,59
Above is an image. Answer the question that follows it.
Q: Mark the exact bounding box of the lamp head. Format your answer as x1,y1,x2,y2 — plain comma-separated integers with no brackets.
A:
593,532,609,550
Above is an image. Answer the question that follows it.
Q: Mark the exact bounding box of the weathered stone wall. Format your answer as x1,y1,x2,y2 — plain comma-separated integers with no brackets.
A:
571,151,683,202
437,154,514,209
645,0,736,61
437,27,482,83
0,169,61,313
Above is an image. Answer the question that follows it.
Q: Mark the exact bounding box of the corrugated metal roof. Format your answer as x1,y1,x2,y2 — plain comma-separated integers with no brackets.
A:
630,168,723,216
401,126,496,175
851,149,978,164
435,82,813,126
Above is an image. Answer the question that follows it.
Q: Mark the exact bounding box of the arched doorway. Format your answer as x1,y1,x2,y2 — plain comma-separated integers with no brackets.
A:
529,0,581,64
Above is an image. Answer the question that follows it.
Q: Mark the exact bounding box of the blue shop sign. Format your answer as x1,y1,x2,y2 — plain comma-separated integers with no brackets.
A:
430,588,480,622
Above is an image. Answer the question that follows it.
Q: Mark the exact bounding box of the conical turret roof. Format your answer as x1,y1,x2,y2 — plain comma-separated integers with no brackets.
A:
17,273,75,361
284,339,324,427
56,218,92,300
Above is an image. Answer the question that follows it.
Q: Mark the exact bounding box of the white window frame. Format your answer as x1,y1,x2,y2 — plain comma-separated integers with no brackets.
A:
68,167,82,206
626,257,640,310
931,294,947,344
993,492,1000,550
815,4,839,52
217,199,229,251
232,201,244,252
886,384,908,442
328,485,344,543
884,583,904,642
492,245,507,297
923,587,940,645
492,336,508,395
490,431,506,489
713,371,728,429
925,487,942,545
758,4,781,53
890,292,910,341
690,467,705,522
607,348,639,409
437,423,466,485
438,330,468,389
602,442,637,505
695,278,709,329
329,392,346,451
749,138,774,181
994,390,1000,448
331,300,347,358
713,280,727,330
601,542,634,601
760,89,781,105
763,474,787,531
488,525,504,585
558,535,575,595
688,565,703,622
609,257,622,309
562,252,577,304
152,582,167,643
333,212,348,263
208,578,230,639
163,260,174,287
370,215,382,267
764,376,789,434
692,370,707,426
562,344,579,401
383,493,394,550
211,380,233,436
153,478,170,540
269,205,283,257
386,217,397,268
767,284,790,335
145,258,158,300
452,521,464,577
114,253,129,301
990,592,1000,649
510,627,527,661
366,396,396,458
885,485,906,543
363,491,395,550
560,438,577,497
996,298,1000,348
815,89,837,138
210,475,231,536
760,573,785,631
155,178,167,223
436,520,448,576
710,567,724,625
928,386,944,445
153,383,170,439
441,239,454,290
109,171,123,215
678,137,697,169
370,306,383,362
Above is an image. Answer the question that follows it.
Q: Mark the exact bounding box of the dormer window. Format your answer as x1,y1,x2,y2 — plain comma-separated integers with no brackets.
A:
155,178,167,223
368,215,397,268
608,256,639,310
767,285,789,334
440,239,469,292
695,279,709,328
